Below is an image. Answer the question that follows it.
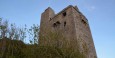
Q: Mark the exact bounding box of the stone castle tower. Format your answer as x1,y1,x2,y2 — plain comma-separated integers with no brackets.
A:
39,5,97,58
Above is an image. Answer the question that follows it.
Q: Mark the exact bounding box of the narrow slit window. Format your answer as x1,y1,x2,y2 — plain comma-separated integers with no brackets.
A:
63,12,66,16
53,23,57,27
64,21,66,27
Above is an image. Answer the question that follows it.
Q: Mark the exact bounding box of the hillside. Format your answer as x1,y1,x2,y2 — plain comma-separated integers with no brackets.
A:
0,38,84,58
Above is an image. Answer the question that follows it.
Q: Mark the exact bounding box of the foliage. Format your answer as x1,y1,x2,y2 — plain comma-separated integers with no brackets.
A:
27,24,39,44
0,18,85,58
0,18,9,38
0,18,39,44
0,39,84,58
0,38,25,58
0,18,26,41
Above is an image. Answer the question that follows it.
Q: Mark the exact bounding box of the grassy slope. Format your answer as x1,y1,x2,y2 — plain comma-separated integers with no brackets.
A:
0,38,85,58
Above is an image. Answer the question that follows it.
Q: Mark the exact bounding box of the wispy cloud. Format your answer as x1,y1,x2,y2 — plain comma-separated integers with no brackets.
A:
83,1,96,11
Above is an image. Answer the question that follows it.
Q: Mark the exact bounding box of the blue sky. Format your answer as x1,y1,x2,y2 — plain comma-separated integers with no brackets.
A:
0,0,115,58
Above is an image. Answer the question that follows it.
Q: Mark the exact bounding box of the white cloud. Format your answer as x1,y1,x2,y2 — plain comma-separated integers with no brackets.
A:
90,6,96,10
83,1,96,11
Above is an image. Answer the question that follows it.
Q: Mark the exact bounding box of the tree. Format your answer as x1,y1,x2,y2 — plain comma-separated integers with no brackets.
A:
0,18,9,38
0,18,40,44
28,24,39,44
0,18,26,42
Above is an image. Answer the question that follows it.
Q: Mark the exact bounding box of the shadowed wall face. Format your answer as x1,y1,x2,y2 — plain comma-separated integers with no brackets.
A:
39,5,97,58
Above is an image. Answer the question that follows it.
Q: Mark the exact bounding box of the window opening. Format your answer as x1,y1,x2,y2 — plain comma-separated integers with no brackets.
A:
82,19,87,25
56,21,60,24
53,23,57,27
64,21,66,27
63,12,66,16
53,21,61,28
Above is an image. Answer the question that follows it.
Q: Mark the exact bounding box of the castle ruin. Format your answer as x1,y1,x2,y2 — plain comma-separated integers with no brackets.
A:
39,5,97,58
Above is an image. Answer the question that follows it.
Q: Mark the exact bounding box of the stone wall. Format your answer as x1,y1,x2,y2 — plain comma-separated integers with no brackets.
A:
39,5,97,58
